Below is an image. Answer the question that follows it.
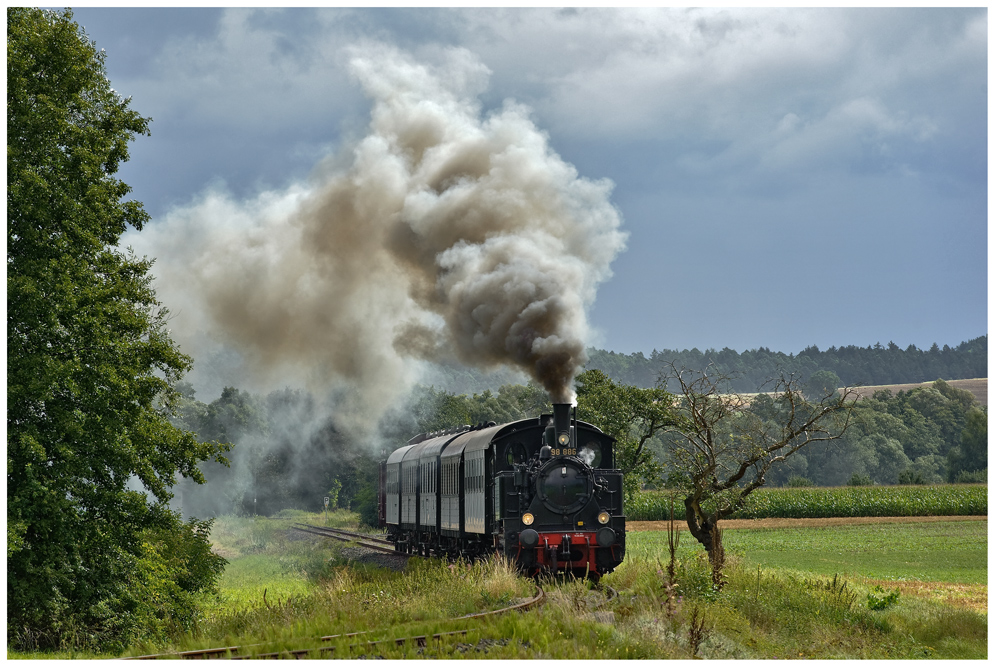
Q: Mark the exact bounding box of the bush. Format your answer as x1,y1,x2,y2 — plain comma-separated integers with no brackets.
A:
10,518,226,653
787,476,814,488
847,473,873,487
866,586,901,611
351,481,380,527
897,469,928,485
954,469,987,484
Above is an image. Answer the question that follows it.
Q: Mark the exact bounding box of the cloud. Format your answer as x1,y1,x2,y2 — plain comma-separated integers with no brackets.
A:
448,8,982,185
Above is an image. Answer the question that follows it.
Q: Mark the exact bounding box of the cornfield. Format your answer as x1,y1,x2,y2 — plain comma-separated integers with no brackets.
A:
627,484,987,521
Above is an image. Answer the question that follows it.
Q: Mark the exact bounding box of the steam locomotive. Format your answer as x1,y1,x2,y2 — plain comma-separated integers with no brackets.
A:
377,404,625,579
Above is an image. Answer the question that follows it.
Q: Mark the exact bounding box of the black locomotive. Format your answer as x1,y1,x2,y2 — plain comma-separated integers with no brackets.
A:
378,403,625,579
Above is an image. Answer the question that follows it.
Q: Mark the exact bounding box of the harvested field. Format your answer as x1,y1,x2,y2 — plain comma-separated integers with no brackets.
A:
627,515,988,532
849,377,987,406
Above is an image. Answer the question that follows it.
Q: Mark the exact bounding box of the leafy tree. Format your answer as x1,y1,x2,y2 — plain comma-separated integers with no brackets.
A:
806,370,841,399
8,8,226,650
947,406,988,482
575,369,676,497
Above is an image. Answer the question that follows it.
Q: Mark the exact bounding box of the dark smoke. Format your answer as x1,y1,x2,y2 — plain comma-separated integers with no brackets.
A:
131,44,626,431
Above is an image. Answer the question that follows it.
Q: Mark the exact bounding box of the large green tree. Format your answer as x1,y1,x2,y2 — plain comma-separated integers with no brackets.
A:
575,369,675,497
8,8,226,651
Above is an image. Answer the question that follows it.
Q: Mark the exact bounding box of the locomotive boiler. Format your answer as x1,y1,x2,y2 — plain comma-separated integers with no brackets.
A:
379,404,625,579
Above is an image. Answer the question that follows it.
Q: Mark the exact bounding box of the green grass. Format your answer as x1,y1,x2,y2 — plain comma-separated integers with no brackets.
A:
629,520,987,585
628,484,987,520
12,511,986,660
727,521,987,584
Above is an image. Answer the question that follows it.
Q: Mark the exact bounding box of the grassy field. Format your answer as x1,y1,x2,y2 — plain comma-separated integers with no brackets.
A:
627,520,986,583
15,511,986,659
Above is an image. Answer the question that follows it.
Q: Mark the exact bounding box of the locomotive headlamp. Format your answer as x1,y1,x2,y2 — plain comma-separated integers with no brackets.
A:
598,511,611,525
522,512,535,526
557,433,570,446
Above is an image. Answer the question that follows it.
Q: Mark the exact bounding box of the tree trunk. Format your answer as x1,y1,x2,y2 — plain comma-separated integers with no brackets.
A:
683,496,716,555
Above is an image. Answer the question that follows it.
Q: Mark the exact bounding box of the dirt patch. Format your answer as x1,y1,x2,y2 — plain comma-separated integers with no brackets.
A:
627,515,987,532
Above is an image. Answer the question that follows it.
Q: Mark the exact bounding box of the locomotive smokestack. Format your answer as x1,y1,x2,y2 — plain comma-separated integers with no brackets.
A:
552,403,572,448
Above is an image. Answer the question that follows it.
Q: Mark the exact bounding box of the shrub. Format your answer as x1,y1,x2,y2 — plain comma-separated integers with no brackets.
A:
866,586,901,610
847,473,873,487
352,481,380,527
897,469,928,485
787,476,814,488
954,469,987,484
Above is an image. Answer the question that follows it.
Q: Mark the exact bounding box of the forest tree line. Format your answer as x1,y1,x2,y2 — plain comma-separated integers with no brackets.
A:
586,336,987,392
172,368,986,525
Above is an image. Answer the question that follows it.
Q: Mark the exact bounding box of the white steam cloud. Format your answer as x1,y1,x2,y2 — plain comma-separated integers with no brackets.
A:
134,45,626,434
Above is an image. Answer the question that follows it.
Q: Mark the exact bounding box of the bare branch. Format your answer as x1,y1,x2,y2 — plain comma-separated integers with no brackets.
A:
658,362,858,555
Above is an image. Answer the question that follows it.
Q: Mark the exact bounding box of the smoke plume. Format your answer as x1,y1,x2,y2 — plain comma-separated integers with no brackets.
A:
135,45,626,432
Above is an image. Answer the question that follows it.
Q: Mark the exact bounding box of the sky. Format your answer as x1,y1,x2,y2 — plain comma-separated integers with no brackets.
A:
71,7,987,361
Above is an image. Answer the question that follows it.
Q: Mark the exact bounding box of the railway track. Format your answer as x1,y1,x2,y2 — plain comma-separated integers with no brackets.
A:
125,526,618,659
289,523,401,555
125,587,546,660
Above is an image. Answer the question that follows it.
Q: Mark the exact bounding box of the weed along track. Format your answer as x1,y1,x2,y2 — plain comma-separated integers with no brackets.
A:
125,586,549,660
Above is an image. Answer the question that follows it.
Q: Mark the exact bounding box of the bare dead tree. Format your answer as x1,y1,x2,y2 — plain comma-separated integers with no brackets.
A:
661,363,858,557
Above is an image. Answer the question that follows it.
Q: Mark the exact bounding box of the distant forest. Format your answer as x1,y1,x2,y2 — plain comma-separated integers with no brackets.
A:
424,335,988,396
586,335,988,392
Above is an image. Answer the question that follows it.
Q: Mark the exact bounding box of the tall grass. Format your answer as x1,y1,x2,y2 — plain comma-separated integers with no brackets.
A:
627,484,987,521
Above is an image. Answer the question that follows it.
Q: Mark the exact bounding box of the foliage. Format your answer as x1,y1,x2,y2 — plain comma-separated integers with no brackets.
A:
351,480,381,527
626,484,987,521
574,369,676,496
952,469,986,484
946,406,987,482
403,382,553,435
128,519,227,645
847,473,873,486
7,8,227,651
326,478,343,509
866,586,901,611
172,385,380,518
780,380,984,487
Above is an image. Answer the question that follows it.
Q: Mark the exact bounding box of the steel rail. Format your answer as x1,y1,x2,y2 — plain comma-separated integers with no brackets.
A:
290,523,402,556
596,586,618,608
292,523,389,543
124,587,546,659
